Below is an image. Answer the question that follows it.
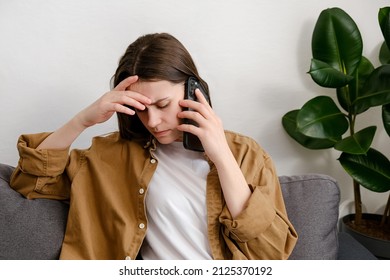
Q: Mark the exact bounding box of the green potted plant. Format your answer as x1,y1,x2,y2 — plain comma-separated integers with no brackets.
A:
282,7,390,258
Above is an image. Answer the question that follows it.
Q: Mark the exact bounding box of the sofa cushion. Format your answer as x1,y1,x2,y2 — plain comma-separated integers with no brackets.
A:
279,173,340,259
0,163,69,259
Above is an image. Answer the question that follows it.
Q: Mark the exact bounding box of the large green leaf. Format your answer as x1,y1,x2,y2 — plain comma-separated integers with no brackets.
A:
379,7,390,50
282,110,337,149
382,104,390,137
339,148,390,193
353,65,390,114
379,41,390,65
311,8,362,81
334,126,376,154
336,56,375,112
296,96,349,139
308,59,353,88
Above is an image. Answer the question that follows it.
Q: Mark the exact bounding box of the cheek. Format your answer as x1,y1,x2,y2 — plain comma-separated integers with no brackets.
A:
169,104,182,121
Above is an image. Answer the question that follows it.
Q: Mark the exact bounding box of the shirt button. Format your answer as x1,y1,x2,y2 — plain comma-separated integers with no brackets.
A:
150,158,156,164
139,223,145,229
139,188,145,195
125,256,131,260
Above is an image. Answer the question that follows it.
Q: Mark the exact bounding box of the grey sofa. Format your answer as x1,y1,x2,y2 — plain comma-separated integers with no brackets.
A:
0,163,376,260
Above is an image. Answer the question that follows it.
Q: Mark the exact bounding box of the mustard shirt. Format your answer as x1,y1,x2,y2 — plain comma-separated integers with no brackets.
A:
10,130,297,260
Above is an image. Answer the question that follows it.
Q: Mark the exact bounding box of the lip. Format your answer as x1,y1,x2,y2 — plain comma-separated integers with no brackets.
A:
153,130,171,138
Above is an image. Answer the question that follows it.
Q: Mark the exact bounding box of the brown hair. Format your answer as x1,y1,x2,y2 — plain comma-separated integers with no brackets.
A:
112,33,209,141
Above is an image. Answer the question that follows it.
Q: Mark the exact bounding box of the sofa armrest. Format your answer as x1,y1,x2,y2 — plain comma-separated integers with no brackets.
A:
279,174,378,260
0,163,69,259
279,174,340,259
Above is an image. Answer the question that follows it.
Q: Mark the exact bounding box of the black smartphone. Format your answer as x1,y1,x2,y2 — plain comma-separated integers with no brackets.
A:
183,77,211,152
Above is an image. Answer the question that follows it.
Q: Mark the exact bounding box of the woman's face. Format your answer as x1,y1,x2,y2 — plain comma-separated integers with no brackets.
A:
130,80,185,144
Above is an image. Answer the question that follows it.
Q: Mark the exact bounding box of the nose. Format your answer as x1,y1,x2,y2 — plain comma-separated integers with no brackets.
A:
147,107,162,129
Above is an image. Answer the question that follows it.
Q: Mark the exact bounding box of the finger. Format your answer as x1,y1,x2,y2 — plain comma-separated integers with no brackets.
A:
114,75,139,91
195,89,211,107
122,91,152,107
178,110,207,127
107,89,151,111
180,89,210,111
179,98,203,112
177,123,201,136
179,99,211,121
111,103,137,116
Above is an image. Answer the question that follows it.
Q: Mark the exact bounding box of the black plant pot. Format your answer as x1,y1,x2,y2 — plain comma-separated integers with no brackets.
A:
341,213,390,259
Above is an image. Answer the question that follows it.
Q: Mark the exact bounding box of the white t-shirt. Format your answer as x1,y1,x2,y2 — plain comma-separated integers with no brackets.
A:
140,141,212,259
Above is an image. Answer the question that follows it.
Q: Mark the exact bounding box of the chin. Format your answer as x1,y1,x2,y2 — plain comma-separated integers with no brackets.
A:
154,131,182,144
156,139,172,145
154,136,176,145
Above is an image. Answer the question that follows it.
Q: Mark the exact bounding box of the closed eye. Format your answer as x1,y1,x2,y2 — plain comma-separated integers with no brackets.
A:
157,102,170,109
135,102,169,113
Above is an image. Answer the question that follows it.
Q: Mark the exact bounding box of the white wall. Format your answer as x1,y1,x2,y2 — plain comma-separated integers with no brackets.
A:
1,0,389,216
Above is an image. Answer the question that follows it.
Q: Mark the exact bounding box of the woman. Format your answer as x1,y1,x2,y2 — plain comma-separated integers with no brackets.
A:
10,33,297,260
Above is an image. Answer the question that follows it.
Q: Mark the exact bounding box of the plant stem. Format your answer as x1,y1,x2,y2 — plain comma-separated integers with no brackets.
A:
348,110,363,225
354,179,362,225
380,193,390,227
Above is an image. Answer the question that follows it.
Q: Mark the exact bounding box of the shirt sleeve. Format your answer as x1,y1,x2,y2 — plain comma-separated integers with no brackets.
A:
10,133,74,200
218,135,298,259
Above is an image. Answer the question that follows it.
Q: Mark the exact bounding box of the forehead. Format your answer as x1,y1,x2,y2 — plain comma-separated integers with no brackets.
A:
129,80,184,100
